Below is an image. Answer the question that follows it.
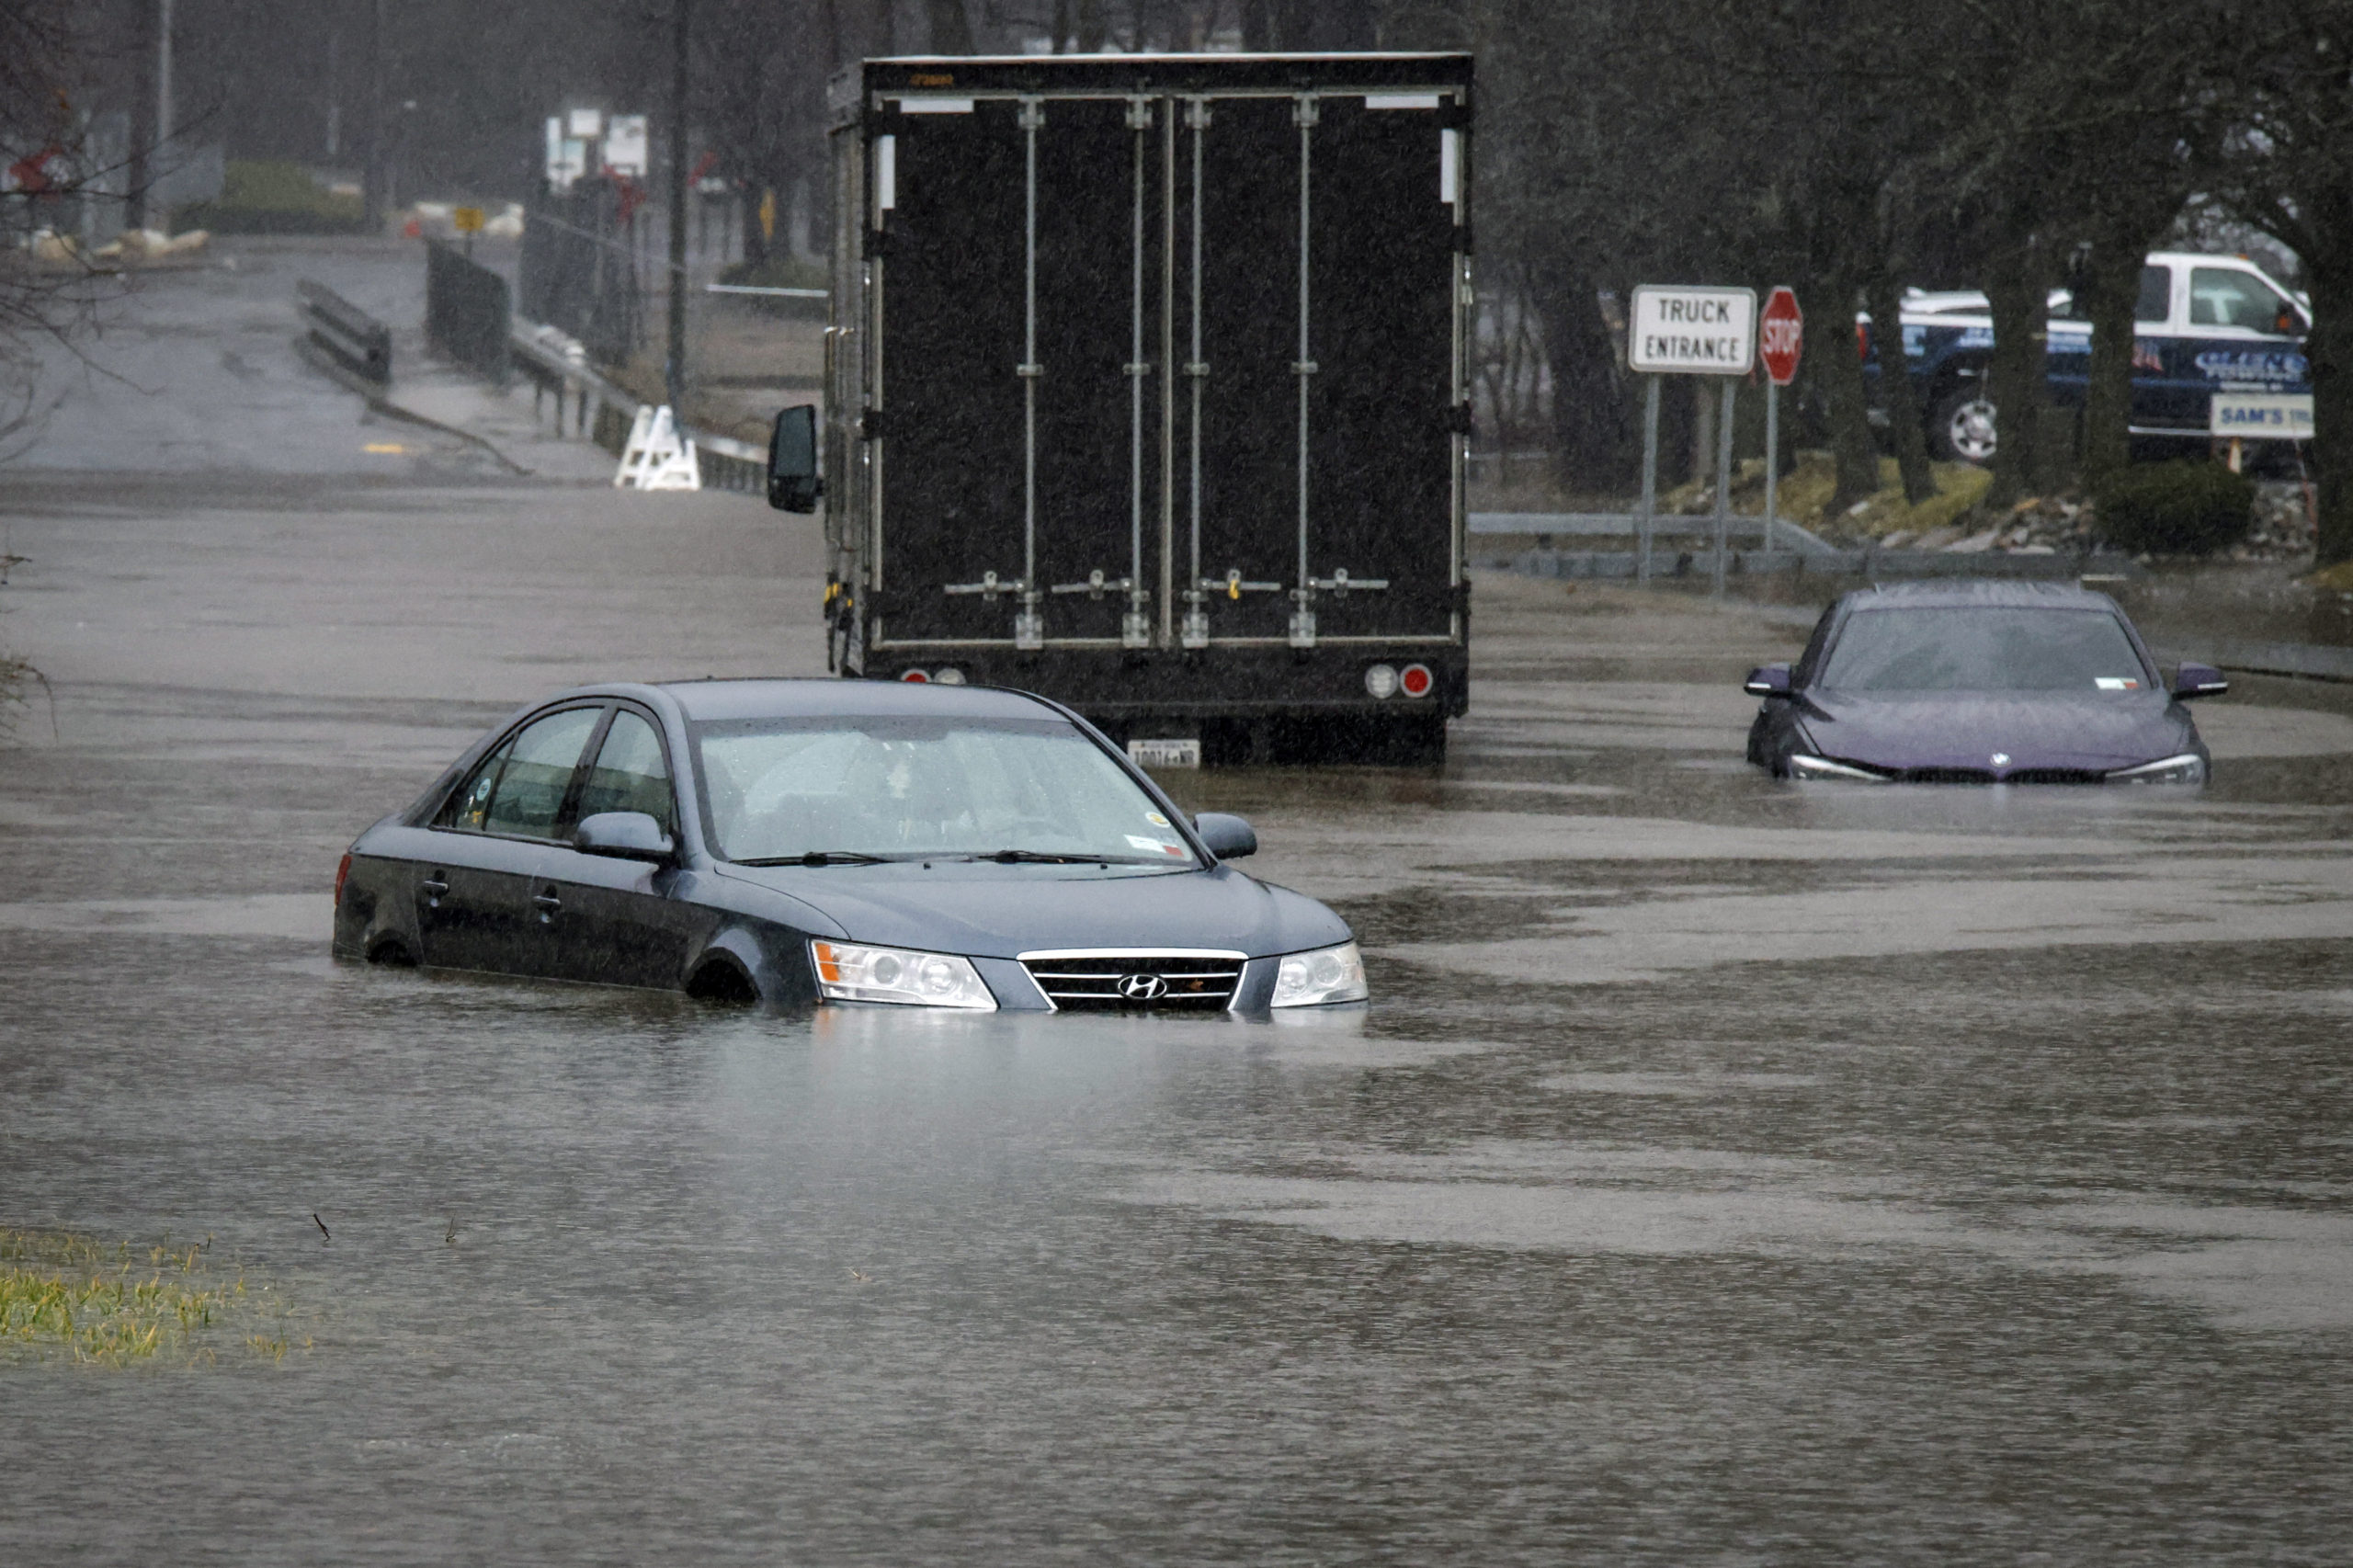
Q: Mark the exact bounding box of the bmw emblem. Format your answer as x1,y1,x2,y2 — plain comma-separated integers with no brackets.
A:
1990,753,2010,767
1118,973,1168,1002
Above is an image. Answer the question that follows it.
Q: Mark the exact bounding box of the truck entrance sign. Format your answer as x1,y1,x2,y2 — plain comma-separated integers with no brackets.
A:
1629,285,1756,375
1760,286,1803,386
2210,392,2313,440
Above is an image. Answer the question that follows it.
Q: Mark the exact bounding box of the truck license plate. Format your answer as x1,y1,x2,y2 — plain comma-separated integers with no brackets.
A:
1127,738,1201,770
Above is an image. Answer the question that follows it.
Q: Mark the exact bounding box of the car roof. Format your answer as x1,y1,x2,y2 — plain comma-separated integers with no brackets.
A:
1836,579,2123,614
651,676,1067,723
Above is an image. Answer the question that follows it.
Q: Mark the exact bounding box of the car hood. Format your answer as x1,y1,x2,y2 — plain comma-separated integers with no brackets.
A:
712,860,1349,960
1799,690,2200,775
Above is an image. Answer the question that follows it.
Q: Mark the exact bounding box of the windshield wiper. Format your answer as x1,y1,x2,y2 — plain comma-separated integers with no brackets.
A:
968,849,1172,865
733,850,897,867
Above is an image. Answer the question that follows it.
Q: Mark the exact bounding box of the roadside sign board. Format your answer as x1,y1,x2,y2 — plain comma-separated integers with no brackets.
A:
452,206,484,233
2211,392,2313,440
1628,285,1756,375
1760,286,1803,385
605,114,650,177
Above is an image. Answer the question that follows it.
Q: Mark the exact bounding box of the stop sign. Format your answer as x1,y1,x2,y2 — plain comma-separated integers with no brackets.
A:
1760,286,1803,386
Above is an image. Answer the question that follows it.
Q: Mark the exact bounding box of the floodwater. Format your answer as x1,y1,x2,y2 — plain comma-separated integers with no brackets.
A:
5,243,2353,1562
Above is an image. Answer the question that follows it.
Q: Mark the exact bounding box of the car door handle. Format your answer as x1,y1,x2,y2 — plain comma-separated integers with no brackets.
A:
422,874,449,898
534,891,563,917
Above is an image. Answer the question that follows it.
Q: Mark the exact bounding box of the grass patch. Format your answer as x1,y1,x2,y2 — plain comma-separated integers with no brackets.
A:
0,1228,303,1368
175,160,367,236
2302,559,2353,591
1654,452,1990,539
719,252,829,292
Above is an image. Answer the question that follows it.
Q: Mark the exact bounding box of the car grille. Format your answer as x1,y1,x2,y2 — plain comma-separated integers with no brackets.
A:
1892,766,2106,785
1019,951,1245,1012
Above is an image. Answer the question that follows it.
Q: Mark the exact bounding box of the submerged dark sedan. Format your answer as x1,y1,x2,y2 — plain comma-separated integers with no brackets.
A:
332,680,1366,1012
1745,580,2227,784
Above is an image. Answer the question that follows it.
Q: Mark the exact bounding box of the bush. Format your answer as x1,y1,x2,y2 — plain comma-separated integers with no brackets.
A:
174,160,366,236
2094,460,2255,556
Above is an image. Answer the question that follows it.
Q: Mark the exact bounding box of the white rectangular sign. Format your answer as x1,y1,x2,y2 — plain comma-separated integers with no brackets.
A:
2210,392,2313,440
1629,285,1756,375
604,114,649,176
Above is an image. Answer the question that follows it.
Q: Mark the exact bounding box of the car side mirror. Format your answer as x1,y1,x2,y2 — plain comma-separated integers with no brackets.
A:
767,403,822,513
1745,664,1792,698
574,811,676,862
2173,662,2229,699
1193,812,1257,860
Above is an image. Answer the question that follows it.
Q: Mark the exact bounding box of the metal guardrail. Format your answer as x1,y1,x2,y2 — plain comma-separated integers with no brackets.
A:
297,280,391,388
1468,511,1836,553
506,317,767,494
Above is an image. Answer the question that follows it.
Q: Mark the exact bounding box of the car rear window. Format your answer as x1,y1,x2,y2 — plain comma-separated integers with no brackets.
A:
1820,607,2151,693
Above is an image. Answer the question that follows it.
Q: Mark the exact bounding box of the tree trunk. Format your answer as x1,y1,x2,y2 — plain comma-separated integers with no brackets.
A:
1810,275,1879,515
1525,260,1637,494
1866,270,1935,504
1051,0,1070,51
2308,254,2353,567
1076,0,1108,52
2076,239,2142,489
924,0,972,51
1984,238,2053,507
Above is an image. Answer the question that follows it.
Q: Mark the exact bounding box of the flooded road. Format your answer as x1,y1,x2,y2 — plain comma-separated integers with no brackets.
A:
6,405,2353,1554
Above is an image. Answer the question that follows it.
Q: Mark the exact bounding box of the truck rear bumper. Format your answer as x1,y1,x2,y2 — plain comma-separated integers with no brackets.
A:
860,644,1470,722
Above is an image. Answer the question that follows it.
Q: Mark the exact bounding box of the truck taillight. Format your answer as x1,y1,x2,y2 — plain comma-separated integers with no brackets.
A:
334,851,352,908
1400,664,1434,699
900,668,930,683
1364,664,1398,699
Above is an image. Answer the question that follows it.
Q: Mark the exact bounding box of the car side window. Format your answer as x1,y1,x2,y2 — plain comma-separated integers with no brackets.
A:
2134,266,2171,324
2190,267,2293,333
438,737,517,831
480,708,602,840
576,710,676,834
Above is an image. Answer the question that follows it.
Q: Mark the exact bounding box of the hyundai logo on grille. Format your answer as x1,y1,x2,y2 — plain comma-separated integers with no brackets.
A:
1118,973,1169,1002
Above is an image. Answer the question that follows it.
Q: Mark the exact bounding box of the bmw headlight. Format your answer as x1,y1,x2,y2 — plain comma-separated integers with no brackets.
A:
1786,754,1888,782
811,940,997,1009
2107,753,2206,786
1271,941,1370,1007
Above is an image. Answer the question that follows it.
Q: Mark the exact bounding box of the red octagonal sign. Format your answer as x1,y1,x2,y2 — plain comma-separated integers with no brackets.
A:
1760,286,1804,386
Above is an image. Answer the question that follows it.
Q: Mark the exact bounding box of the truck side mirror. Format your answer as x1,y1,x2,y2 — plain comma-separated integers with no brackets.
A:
1745,664,1792,698
767,404,823,513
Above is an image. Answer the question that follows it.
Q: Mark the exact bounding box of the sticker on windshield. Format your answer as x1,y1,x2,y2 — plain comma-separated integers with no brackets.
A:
1144,812,1170,826
2095,676,2142,691
1127,835,1186,858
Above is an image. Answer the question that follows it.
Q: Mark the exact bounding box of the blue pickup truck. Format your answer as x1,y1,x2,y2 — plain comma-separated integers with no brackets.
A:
1866,252,2312,463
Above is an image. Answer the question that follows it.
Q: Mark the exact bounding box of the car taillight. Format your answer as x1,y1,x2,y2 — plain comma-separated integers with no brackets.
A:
334,851,352,908
900,668,929,683
1400,664,1434,699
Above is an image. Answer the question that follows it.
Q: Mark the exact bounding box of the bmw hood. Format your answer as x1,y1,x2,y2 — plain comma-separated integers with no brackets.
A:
713,861,1349,960
1798,691,2200,776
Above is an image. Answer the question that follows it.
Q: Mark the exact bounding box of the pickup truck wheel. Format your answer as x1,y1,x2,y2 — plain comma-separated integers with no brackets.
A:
1930,387,1999,465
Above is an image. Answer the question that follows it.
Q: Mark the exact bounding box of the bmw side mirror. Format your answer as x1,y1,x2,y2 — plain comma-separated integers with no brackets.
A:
1193,812,1257,860
2173,662,2229,699
767,403,822,513
1745,664,1792,699
575,811,676,862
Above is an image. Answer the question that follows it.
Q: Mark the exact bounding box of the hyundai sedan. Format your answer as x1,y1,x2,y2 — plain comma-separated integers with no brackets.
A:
332,680,1367,1012
1744,580,2226,784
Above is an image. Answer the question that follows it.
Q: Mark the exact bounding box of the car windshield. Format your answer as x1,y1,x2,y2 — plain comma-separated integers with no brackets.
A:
1819,607,2151,693
693,716,1197,865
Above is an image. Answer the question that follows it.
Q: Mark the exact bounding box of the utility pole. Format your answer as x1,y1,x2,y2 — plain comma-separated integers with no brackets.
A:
153,0,175,231
362,0,387,232
665,0,691,410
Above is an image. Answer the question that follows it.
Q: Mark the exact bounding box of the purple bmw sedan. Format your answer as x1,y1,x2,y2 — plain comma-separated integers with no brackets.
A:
1744,580,2228,784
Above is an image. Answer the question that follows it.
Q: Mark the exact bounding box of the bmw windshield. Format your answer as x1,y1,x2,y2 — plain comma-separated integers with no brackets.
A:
693,716,1199,866
1820,608,2153,693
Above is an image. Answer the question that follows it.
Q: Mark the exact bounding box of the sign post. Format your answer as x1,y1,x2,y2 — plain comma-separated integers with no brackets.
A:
1759,286,1804,553
1629,285,1756,597
452,204,484,257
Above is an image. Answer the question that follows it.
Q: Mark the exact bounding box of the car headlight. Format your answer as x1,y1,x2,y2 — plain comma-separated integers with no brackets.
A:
2107,753,2206,786
1271,941,1370,1007
811,940,997,1009
1786,754,1888,782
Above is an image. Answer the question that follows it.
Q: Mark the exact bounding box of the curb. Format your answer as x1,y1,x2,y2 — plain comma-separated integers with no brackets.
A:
294,336,535,477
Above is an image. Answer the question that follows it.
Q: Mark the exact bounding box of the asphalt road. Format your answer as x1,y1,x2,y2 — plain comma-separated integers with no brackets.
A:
4,247,2353,1564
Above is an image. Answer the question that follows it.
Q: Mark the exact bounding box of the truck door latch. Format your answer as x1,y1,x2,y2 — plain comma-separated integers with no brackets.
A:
945,571,1025,601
